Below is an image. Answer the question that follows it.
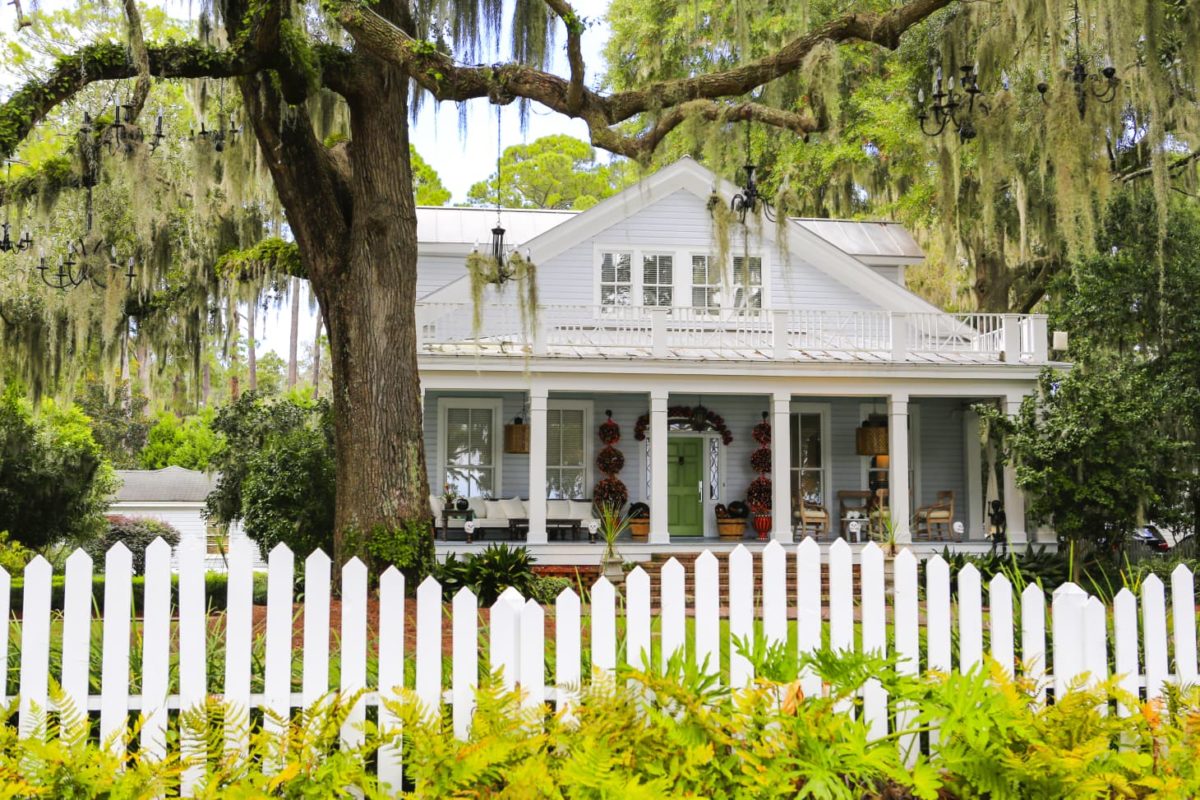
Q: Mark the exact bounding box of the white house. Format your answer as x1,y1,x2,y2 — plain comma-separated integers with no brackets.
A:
109,466,262,570
416,158,1054,553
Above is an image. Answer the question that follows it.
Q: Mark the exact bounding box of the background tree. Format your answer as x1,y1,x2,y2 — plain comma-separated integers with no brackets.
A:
76,378,150,468
204,390,335,560
138,407,222,470
0,0,1193,572
466,134,633,210
0,384,116,548
412,145,451,206
996,190,1200,555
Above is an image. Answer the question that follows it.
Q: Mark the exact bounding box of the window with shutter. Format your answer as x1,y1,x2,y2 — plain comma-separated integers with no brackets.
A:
642,253,673,306
546,403,591,499
439,399,501,498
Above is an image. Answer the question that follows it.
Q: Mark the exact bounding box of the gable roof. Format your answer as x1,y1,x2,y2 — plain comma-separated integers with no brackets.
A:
113,466,217,504
417,206,575,256
512,157,944,315
793,219,924,266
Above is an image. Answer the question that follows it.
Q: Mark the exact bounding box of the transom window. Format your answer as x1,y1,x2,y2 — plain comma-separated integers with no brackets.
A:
439,398,502,498
599,251,633,306
642,254,673,306
546,402,591,499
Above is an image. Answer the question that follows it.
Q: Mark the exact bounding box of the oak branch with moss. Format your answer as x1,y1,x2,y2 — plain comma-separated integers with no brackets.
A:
0,0,960,573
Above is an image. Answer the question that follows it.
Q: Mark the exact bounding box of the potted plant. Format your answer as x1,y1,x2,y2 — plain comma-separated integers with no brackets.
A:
596,502,629,586
627,502,650,540
716,502,748,539
746,477,772,539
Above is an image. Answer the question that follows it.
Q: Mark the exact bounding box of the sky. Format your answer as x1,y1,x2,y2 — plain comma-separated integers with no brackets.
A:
0,0,616,358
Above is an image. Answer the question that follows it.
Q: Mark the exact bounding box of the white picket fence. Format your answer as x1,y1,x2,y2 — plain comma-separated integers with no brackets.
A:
1,536,1195,793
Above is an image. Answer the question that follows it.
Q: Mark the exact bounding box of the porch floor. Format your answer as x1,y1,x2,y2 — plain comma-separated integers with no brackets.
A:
434,537,1048,566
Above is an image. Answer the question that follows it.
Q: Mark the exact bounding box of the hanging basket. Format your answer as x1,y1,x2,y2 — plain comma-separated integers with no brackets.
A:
855,424,889,456
504,423,530,454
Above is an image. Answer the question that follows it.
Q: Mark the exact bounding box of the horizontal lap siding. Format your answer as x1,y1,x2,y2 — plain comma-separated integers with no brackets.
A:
774,251,884,310
916,398,967,523
417,254,470,299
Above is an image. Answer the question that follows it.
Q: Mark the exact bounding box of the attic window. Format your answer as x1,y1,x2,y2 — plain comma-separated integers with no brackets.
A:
599,251,632,306
732,256,763,309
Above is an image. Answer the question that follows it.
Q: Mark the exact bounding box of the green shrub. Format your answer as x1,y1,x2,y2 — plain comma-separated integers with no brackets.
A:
83,516,182,574
435,543,540,605
8,571,269,614
0,530,33,573
7,649,1200,799
528,575,571,604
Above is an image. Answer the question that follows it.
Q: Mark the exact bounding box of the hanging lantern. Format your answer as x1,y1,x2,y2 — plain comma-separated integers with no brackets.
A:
504,414,530,454
855,417,889,456
491,224,507,276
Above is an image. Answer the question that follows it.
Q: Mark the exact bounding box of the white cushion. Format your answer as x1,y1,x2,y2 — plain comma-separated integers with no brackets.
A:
468,497,487,518
500,498,526,519
484,500,507,521
429,495,444,518
548,500,571,518
569,500,594,521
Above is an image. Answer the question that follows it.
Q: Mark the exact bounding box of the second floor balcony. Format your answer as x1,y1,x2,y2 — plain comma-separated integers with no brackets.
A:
416,303,1051,366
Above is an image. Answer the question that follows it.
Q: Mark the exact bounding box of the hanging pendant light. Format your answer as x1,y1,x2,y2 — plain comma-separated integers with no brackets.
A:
855,411,889,456
489,108,512,283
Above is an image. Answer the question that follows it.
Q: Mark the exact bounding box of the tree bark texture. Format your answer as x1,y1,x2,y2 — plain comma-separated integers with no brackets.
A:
246,304,257,392
312,312,323,399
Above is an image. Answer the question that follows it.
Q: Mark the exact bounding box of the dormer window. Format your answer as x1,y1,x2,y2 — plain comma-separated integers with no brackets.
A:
642,253,673,306
599,251,632,306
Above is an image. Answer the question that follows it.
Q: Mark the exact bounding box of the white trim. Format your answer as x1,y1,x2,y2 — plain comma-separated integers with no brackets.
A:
436,397,505,498
546,399,594,500
790,402,833,511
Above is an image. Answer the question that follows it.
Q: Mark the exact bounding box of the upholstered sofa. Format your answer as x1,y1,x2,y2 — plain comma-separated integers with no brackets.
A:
429,496,599,541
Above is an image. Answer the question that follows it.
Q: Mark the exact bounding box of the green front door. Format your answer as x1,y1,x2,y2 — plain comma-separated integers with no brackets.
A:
667,437,704,536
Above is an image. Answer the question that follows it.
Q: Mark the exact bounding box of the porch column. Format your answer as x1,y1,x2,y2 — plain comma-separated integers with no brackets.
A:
888,393,912,544
964,408,983,540
649,390,670,544
771,392,793,543
527,387,548,545
1002,395,1028,544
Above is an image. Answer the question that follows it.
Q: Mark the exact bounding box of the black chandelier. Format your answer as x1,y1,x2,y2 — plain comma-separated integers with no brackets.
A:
916,63,987,141
729,124,776,224
1038,0,1120,117
474,108,517,284
38,187,136,290
192,113,241,152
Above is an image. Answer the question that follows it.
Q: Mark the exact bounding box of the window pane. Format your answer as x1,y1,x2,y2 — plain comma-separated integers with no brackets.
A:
801,470,823,505
644,287,672,306
692,255,711,284
559,410,585,465
615,253,631,282
800,413,822,468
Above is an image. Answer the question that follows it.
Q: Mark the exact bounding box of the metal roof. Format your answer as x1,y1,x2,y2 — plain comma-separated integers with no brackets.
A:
113,466,217,504
791,219,925,264
415,205,924,263
417,206,576,247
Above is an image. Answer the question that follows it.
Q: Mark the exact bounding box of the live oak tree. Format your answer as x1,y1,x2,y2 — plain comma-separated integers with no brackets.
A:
605,0,1199,313
0,0,1193,570
465,134,633,210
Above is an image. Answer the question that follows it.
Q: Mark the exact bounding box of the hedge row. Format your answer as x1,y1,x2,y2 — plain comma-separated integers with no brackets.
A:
8,572,270,616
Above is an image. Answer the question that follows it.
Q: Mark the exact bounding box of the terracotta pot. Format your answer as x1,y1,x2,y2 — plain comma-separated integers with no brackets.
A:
629,517,650,539
717,518,746,539
752,514,772,540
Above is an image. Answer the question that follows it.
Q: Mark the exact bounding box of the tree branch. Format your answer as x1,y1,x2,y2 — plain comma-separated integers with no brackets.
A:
335,0,952,158
542,0,585,111
595,101,819,159
0,41,268,159
1118,149,1200,184
121,0,152,121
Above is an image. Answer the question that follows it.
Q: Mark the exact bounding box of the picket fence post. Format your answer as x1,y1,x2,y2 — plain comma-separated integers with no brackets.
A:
1112,588,1140,716
661,558,686,670
302,549,331,706
416,576,444,716
859,543,887,739
140,540,172,760
224,536,255,756
451,587,477,739
263,544,295,741
18,556,52,740
555,588,581,708
177,535,207,795
694,551,720,678
341,558,369,749
957,564,983,673
762,541,787,650
590,577,616,676
795,538,822,697
1171,565,1197,683
728,544,754,687
491,586,523,694
892,548,919,765
1021,583,1047,702
989,574,1014,677
625,567,651,672
1142,575,1169,700
378,567,407,789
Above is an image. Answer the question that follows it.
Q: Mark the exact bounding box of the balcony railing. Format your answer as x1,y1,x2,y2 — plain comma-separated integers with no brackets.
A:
416,303,1051,364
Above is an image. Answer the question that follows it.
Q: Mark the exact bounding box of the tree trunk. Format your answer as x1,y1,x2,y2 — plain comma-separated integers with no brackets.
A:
247,301,258,392
136,338,151,402
230,310,240,401
311,312,323,398
237,46,433,574
202,360,211,406
288,276,300,388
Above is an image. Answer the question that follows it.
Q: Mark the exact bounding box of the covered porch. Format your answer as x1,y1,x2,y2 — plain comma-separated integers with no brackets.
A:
423,382,1033,549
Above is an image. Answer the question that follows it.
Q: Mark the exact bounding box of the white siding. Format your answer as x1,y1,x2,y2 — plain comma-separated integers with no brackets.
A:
107,503,263,571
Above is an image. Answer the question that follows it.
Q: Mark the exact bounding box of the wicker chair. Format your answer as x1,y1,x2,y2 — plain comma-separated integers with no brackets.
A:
915,491,956,540
793,496,831,539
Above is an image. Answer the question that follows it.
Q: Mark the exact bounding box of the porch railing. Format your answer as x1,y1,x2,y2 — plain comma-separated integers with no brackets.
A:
416,303,1050,364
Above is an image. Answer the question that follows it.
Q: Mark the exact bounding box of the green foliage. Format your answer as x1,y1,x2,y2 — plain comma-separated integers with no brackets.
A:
360,519,437,583
0,384,115,549
998,191,1200,547
206,391,335,559
435,543,541,605
214,237,304,281
76,379,150,469
0,529,32,573
410,145,451,206
138,407,223,470
83,515,182,574
465,135,634,210
7,570,268,616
